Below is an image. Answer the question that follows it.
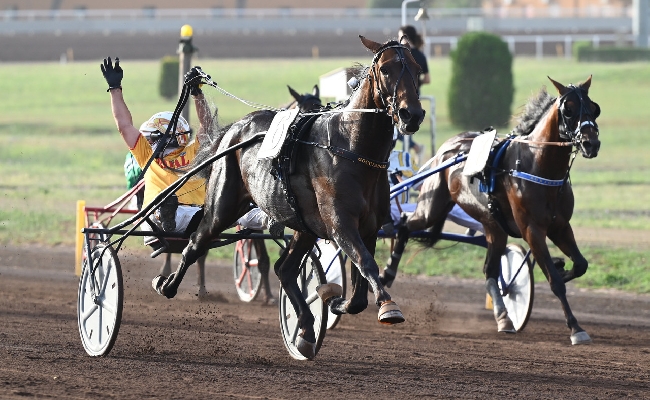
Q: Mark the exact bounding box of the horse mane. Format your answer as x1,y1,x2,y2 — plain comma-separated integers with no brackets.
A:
191,119,231,181
510,87,557,136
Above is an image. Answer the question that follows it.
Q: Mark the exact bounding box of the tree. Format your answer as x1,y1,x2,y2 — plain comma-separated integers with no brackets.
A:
448,32,514,130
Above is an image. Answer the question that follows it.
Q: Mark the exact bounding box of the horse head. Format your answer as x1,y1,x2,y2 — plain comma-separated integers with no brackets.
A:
549,75,601,158
360,36,425,135
287,84,322,112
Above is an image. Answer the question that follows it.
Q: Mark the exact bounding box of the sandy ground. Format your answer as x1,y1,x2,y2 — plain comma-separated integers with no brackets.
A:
1,243,650,399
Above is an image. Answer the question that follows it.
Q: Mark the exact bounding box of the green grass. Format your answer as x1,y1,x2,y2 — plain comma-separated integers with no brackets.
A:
0,56,649,293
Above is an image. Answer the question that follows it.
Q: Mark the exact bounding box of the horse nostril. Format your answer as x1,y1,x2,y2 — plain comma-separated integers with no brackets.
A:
398,108,411,122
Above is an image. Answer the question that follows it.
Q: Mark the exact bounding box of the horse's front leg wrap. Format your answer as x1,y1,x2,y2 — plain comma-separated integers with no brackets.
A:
486,278,515,333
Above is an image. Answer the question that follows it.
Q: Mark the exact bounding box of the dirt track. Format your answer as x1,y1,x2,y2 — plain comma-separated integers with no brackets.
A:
1,243,650,399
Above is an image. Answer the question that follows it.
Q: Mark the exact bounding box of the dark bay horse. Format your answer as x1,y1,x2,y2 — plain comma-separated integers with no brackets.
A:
393,76,600,344
160,85,325,304
153,36,424,359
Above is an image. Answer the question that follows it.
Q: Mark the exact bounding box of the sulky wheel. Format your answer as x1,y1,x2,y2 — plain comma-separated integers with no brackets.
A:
278,252,328,361
233,238,263,302
315,240,346,330
77,242,123,357
499,243,534,332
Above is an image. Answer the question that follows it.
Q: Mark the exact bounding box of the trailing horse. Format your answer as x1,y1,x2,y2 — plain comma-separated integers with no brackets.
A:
152,36,424,359
385,76,600,345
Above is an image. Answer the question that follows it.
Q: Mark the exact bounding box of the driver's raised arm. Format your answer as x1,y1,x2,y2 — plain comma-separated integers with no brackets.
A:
101,57,141,149
185,66,215,145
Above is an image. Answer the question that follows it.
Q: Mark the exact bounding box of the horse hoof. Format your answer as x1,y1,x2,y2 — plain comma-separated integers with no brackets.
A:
152,275,166,296
265,296,278,306
378,300,405,325
496,311,517,333
295,336,316,360
196,286,208,301
571,331,592,345
316,283,343,303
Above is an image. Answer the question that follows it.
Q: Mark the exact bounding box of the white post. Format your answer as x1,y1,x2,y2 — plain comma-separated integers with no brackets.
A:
401,0,419,27
507,36,515,55
536,35,543,60
178,24,195,124
419,95,436,157
564,35,572,59
633,0,649,48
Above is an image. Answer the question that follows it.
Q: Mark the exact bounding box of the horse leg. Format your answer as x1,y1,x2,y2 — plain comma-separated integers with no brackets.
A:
159,253,172,277
274,232,319,359
381,223,409,287
254,238,276,305
332,260,368,314
196,252,208,300
548,224,588,283
482,232,516,333
329,230,404,324
524,227,591,344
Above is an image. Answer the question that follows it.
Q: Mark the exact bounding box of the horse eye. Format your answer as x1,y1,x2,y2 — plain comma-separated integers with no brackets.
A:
379,67,389,75
562,104,573,118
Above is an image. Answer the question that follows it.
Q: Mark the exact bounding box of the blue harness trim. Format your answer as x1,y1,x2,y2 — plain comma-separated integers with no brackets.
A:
479,139,511,193
510,170,565,186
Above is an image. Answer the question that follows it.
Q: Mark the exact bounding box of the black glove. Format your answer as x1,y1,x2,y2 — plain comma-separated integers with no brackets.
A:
101,57,123,92
184,66,204,96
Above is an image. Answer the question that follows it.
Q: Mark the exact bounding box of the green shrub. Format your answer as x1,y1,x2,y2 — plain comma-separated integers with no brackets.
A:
159,55,179,99
448,32,514,130
575,44,650,62
573,40,592,59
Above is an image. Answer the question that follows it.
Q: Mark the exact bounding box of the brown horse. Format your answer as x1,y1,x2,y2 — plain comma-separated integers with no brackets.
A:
152,36,424,359
390,76,600,345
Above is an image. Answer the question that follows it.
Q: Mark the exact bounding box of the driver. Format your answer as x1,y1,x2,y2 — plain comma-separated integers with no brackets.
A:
101,57,214,244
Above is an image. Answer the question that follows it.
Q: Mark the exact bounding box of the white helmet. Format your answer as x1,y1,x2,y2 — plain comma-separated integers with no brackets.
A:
139,111,191,147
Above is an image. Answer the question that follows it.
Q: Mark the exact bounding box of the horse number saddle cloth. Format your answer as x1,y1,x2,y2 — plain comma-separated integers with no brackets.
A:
257,108,301,160
462,128,497,178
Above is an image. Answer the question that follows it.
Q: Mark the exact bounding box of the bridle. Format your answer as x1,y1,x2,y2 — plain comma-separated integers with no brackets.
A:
508,85,600,151
369,43,420,122
557,84,600,145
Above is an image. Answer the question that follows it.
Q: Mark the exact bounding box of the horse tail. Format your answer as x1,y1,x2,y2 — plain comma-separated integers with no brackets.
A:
411,216,447,248
191,122,232,180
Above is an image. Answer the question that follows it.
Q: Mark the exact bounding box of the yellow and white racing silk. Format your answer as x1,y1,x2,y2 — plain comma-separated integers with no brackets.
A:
130,136,206,207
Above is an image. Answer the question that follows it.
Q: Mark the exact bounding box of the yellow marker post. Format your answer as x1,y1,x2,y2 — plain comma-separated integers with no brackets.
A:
75,200,86,276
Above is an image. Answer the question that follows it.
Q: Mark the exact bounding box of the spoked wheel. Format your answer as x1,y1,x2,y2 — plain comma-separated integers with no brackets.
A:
279,253,328,360
315,240,346,330
499,243,534,332
77,242,123,357
233,238,263,302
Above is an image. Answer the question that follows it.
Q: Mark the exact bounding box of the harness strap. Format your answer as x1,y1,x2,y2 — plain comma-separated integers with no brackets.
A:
327,146,389,170
509,170,565,186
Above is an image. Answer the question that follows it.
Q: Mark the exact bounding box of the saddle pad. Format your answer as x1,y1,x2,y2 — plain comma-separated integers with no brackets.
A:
257,108,300,160
462,129,497,177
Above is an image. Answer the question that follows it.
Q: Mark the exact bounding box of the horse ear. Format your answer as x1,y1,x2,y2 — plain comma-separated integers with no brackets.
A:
359,35,382,53
399,35,412,48
580,75,593,92
312,84,320,98
548,76,569,96
287,85,301,102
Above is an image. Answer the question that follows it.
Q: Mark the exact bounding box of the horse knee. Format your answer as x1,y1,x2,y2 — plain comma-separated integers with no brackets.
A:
573,258,588,278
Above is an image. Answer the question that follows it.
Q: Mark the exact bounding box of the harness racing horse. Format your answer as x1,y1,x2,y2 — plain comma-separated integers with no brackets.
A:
160,85,324,304
152,36,425,359
390,76,600,345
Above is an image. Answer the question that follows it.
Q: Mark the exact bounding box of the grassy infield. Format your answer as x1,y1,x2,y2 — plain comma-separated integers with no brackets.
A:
0,56,648,293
